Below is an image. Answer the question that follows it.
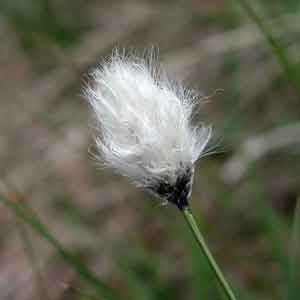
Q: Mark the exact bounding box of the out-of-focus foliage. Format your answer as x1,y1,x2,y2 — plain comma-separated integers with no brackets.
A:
0,0,82,50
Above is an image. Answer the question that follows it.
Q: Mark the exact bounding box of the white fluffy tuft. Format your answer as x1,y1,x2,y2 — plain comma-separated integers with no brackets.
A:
85,50,211,199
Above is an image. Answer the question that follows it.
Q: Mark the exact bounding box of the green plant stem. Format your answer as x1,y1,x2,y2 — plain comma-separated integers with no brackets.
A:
182,207,237,300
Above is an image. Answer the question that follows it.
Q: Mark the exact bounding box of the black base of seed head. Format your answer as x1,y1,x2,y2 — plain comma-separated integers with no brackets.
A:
152,167,193,210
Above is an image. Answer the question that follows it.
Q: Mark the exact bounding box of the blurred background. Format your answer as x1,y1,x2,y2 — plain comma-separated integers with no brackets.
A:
0,0,299,299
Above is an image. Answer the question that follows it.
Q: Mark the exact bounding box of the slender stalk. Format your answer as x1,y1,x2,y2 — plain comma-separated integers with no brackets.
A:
182,207,237,300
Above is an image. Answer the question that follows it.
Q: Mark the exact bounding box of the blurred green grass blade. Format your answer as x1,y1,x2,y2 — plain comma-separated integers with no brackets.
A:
237,0,299,92
0,195,118,300
287,196,300,300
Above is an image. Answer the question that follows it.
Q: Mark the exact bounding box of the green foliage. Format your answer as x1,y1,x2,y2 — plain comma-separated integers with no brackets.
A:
50,192,88,227
236,0,300,93
234,3,300,295
115,217,225,300
222,52,241,76
191,6,241,30
117,245,181,300
260,0,300,14
0,195,118,300
286,197,300,300
0,0,82,50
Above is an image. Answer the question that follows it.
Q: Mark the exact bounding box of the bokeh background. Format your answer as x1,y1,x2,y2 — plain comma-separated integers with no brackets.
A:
0,0,300,299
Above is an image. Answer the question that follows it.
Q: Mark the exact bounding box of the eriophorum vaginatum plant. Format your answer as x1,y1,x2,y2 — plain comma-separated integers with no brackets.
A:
85,50,237,300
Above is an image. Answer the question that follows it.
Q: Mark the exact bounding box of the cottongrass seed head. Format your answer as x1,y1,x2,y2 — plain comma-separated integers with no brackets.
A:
85,50,212,210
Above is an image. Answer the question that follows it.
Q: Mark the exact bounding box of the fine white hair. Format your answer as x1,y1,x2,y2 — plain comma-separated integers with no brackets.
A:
85,50,212,208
